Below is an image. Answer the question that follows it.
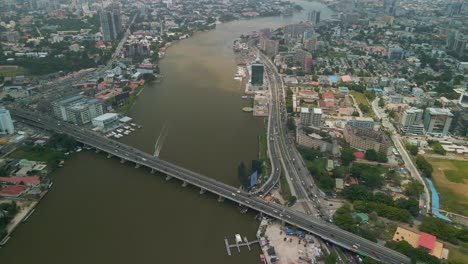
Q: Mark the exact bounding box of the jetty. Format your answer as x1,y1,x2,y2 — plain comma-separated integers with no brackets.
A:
224,235,259,256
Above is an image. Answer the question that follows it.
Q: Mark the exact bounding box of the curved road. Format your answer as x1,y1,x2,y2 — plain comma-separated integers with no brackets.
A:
12,111,410,264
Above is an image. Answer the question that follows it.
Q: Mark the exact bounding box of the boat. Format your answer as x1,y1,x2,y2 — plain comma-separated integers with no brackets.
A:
235,234,243,243
242,107,253,112
260,254,267,264
76,148,82,152
130,128,135,131
130,123,137,127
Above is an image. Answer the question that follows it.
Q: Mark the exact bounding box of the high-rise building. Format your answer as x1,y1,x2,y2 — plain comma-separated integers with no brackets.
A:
383,0,396,15
0,107,14,135
401,107,424,135
423,108,453,136
294,49,312,71
99,4,122,42
347,117,374,130
250,57,264,86
300,107,322,127
307,10,321,24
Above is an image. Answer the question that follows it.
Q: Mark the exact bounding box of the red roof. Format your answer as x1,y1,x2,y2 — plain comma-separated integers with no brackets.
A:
353,152,365,159
323,92,334,99
0,185,28,196
0,176,39,185
418,232,436,250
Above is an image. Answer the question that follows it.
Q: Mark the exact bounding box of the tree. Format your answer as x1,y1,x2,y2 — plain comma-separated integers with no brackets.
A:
325,252,337,264
404,180,424,198
364,149,378,161
332,166,347,178
419,217,460,243
405,143,419,156
364,90,376,100
378,97,385,107
287,117,296,131
334,203,356,232
341,147,356,166
415,155,433,178
141,73,156,82
395,198,419,216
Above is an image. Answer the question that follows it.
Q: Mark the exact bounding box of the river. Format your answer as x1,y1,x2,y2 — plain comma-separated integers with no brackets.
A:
0,2,331,263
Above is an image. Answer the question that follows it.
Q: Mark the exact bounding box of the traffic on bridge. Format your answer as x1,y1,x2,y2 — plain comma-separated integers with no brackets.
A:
12,110,410,264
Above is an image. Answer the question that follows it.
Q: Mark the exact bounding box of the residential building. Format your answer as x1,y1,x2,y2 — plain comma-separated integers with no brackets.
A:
300,107,322,127
423,108,453,136
347,117,375,130
53,95,104,125
0,107,14,134
343,125,392,155
401,107,424,135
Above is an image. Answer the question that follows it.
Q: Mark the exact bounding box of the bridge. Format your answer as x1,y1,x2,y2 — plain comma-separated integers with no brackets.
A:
12,110,410,264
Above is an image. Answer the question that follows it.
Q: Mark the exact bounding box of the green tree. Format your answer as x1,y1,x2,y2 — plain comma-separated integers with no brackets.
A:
364,149,378,161
415,155,433,178
341,147,356,166
325,252,337,264
404,180,424,198
405,143,419,156
332,166,347,178
334,203,356,232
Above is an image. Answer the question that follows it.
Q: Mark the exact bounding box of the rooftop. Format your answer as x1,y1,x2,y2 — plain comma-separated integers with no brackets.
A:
419,232,436,250
301,107,310,113
426,108,453,116
0,185,28,196
93,113,119,121
313,108,322,114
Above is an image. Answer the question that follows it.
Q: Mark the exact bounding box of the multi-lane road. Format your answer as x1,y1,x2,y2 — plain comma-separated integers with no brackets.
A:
13,110,410,264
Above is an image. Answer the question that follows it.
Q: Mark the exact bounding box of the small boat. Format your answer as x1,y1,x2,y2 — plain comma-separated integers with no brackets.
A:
76,148,82,152
242,107,253,112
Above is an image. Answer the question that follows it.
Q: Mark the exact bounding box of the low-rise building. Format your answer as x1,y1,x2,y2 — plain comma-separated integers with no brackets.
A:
347,117,375,130
392,227,448,260
92,113,120,131
343,125,392,155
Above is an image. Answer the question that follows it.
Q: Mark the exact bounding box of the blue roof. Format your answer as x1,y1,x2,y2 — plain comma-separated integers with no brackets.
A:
426,179,452,222
329,75,339,82
250,171,258,188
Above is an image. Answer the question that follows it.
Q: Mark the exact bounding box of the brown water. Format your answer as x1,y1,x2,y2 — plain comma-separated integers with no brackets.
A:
0,2,331,263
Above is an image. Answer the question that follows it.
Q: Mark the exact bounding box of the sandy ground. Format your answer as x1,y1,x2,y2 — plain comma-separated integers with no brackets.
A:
6,200,37,233
263,223,323,264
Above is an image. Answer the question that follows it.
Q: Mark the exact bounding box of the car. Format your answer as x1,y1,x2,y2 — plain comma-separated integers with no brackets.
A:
231,193,236,196
142,158,147,161
245,201,250,204
237,190,241,193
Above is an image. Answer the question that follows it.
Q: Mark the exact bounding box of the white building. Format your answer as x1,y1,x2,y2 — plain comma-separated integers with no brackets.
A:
423,108,453,136
0,107,14,134
92,113,120,131
347,117,374,130
53,95,104,125
300,107,322,127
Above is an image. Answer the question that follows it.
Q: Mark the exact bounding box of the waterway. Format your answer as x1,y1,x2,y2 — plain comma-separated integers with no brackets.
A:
0,2,331,263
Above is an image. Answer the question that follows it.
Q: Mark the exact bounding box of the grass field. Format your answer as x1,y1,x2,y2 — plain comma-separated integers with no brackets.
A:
446,242,468,263
427,157,468,216
350,90,374,118
0,67,26,77
9,146,64,166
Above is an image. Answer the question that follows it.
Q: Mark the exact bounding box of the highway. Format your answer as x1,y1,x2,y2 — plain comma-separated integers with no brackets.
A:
11,111,411,264
254,45,332,220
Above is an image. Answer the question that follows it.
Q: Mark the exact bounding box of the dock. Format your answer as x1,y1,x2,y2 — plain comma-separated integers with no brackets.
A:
224,236,259,256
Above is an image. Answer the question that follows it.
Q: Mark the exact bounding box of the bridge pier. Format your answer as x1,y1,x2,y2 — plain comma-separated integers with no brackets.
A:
120,158,126,164
165,175,172,181
181,181,188,187
218,196,224,202
95,149,100,153
107,154,113,158
135,164,141,169
200,188,205,194
150,169,155,174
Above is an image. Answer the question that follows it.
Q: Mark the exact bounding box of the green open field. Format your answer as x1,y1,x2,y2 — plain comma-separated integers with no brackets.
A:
8,146,64,166
349,90,374,118
0,67,26,77
446,242,468,263
427,157,468,216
